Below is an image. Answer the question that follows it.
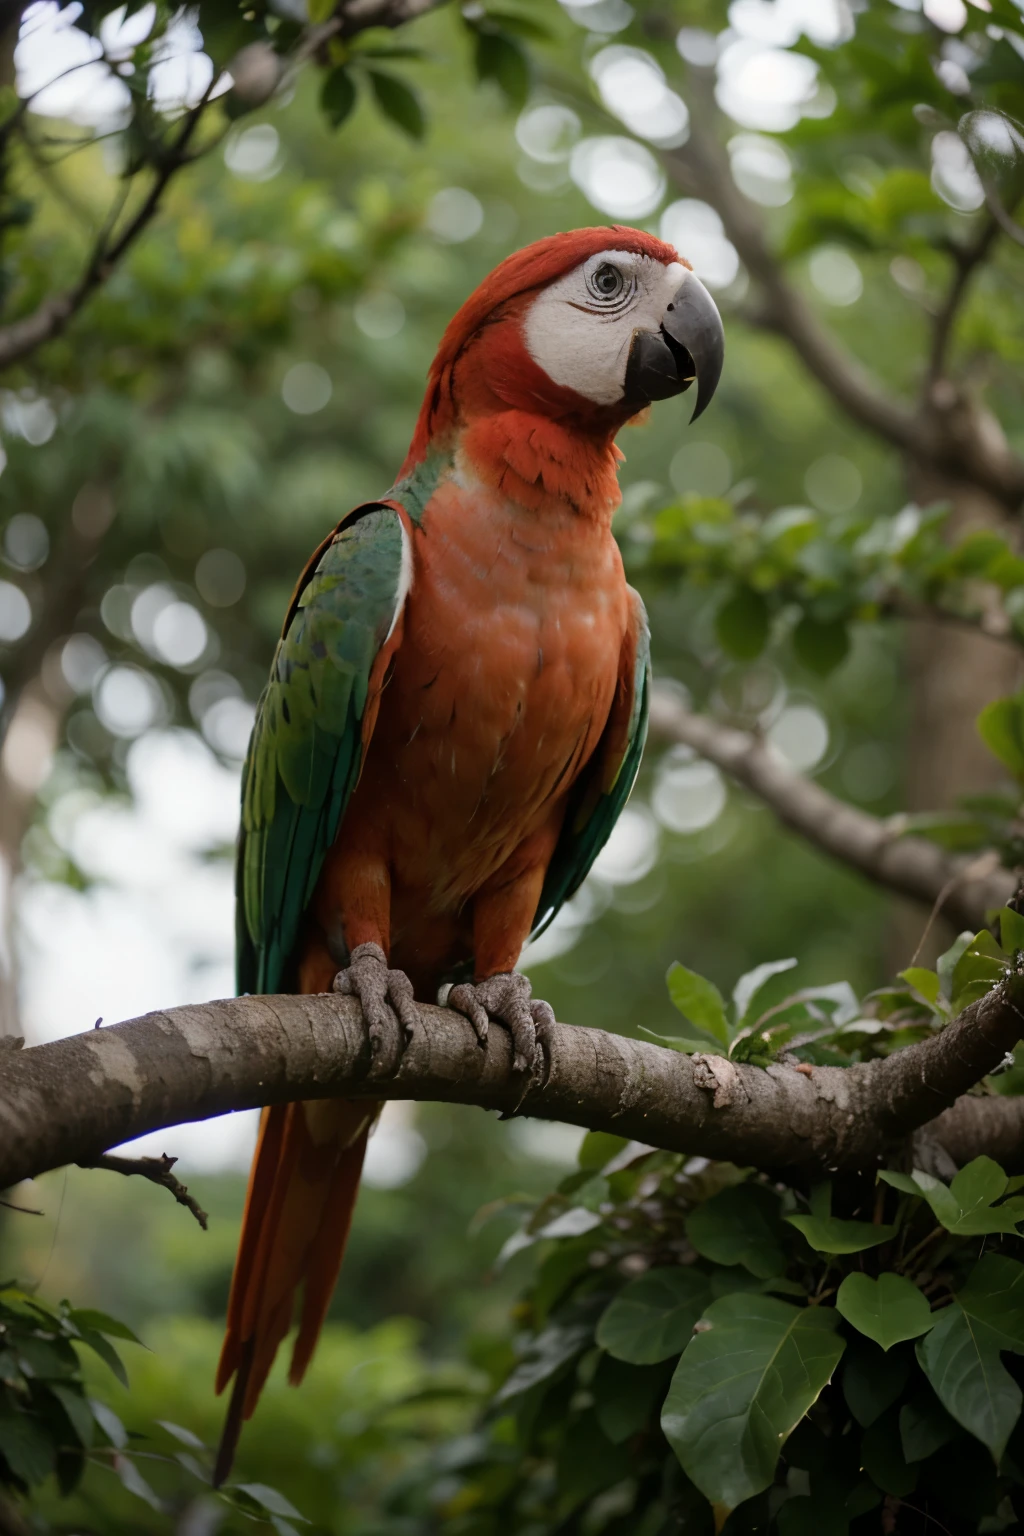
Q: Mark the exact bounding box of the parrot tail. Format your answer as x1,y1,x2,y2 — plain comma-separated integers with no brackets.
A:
212,1096,376,1486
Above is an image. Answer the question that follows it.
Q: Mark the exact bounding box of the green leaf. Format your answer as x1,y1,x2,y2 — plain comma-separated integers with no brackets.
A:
66,1308,142,1345
842,1336,910,1427
937,930,974,998
0,1410,55,1485
596,1268,712,1364
473,29,530,109
157,1419,206,1449
899,1389,959,1463
715,587,770,661
787,1213,897,1255
114,1452,163,1510
977,695,1024,782
320,66,357,129
577,1131,628,1172
493,1322,591,1403
950,930,1007,1014
234,1483,308,1521
75,1327,128,1387
1000,904,1024,954
732,958,798,1025
879,1159,1024,1236
366,70,425,139
685,1184,786,1279
835,1274,934,1351
916,1255,1024,1459
661,1294,844,1510
792,613,849,675
861,1408,917,1497
898,966,941,1006
89,1398,127,1449
592,1354,669,1444
666,963,729,1047
476,8,552,39
639,1025,725,1055
49,1384,94,1448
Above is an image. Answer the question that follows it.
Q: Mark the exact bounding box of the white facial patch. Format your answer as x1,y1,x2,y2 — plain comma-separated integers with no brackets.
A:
522,251,687,406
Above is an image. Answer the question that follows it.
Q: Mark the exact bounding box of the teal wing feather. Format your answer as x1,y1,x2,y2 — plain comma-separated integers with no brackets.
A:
531,593,651,938
236,506,408,996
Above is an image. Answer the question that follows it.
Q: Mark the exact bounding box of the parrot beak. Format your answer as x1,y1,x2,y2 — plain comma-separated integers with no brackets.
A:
623,272,725,421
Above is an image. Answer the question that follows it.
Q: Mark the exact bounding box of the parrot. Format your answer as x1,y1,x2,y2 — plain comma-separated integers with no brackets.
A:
213,224,724,1482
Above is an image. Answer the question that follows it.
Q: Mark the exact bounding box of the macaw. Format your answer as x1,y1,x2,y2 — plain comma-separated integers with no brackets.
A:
213,225,723,1480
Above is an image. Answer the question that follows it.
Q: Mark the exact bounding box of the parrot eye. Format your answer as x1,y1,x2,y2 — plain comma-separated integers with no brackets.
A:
587,262,629,303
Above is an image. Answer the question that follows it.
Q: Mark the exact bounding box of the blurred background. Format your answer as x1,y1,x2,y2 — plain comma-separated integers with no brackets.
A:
0,0,1021,1527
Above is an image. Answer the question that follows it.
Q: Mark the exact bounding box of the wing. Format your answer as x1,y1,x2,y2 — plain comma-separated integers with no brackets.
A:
237,504,411,996
531,589,651,937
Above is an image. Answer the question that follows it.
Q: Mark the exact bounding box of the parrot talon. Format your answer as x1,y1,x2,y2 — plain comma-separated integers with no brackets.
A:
446,972,549,1078
333,942,420,1078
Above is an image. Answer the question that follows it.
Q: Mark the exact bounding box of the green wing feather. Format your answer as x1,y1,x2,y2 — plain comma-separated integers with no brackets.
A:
531,595,651,938
236,506,407,996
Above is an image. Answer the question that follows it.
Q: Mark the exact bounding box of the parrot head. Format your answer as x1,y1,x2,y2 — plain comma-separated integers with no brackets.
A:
402,226,724,515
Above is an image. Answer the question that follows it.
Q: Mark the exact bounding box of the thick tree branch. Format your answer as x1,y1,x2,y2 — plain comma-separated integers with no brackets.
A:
1,968,1022,1191
648,685,1015,930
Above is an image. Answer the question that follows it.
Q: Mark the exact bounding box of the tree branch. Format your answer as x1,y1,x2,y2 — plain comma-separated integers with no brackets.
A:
0,102,207,372
0,0,442,374
665,69,1024,510
665,71,924,454
77,1152,208,1229
648,684,1015,931
927,219,1000,387
1,968,1022,1192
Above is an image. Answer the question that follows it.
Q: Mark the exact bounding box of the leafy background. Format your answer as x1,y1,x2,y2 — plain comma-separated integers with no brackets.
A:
2,0,1024,1529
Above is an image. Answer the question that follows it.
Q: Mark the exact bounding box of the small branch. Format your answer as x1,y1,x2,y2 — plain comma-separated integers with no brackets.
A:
77,1152,208,1230
664,68,1024,511
648,684,1016,931
0,101,206,372
983,189,1024,250
664,69,925,458
927,218,1000,388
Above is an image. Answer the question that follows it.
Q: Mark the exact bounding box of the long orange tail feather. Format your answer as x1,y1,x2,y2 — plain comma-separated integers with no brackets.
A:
213,1096,376,1484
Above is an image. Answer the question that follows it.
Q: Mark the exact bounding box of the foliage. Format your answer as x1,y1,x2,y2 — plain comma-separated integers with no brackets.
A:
0,1286,479,1534
0,1284,316,1531
392,1097,1024,1532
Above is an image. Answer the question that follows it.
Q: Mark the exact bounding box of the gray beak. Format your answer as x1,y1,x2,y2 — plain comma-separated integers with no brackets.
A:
622,272,725,421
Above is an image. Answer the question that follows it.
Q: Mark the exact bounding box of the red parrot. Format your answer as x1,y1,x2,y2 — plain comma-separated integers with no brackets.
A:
213,225,723,1480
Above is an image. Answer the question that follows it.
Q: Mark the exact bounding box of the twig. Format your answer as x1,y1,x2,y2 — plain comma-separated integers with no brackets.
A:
77,1153,209,1230
927,218,1000,387
0,1196,41,1214
647,683,1015,930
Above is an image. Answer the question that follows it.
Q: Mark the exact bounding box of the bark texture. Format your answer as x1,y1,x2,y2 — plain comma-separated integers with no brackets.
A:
1,975,1022,1190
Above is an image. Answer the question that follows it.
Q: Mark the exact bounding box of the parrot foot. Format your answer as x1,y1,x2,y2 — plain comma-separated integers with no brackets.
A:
333,942,419,1078
446,972,555,1077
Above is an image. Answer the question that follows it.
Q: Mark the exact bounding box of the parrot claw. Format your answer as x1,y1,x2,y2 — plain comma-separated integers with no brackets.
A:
333,942,420,1078
446,972,550,1079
